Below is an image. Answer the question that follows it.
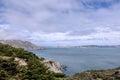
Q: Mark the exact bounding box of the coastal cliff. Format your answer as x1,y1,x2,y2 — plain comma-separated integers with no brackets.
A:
0,56,63,73
0,43,65,80
0,40,63,74
43,60,62,73
0,40,45,50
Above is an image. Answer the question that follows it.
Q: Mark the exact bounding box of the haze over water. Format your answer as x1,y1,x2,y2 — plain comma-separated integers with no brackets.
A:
31,47,120,75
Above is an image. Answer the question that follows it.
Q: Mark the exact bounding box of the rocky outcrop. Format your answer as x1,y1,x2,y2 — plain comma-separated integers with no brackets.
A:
0,56,62,73
0,40,45,50
0,56,27,66
14,58,27,66
43,60,62,73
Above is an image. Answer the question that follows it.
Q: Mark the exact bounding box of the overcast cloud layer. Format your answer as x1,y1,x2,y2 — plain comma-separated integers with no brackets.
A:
0,0,120,46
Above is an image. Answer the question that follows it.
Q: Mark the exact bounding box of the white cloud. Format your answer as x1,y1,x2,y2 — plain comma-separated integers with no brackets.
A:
0,0,120,46
0,25,17,39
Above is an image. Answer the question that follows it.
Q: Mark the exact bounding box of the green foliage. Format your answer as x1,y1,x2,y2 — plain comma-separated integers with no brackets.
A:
0,70,9,80
0,59,18,80
0,43,62,80
39,57,45,61
65,68,120,80
53,73,66,78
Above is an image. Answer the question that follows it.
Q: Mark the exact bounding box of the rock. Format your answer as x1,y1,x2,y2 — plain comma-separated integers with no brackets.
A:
14,58,27,66
0,56,27,67
114,70,120,75
114,70,120,79
43,60,62,73
0,56,11,60
61,65,67,71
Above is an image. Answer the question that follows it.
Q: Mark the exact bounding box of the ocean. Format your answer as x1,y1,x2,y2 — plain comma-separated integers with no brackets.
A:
30,47,120,75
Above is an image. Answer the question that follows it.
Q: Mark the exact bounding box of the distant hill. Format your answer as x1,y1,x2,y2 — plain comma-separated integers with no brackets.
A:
0,40,45,50
57,45,120,48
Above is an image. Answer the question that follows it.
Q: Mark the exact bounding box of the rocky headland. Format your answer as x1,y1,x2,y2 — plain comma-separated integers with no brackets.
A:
43,60,63,73
0,40,63,74
0,40,45,50
0,43,66,80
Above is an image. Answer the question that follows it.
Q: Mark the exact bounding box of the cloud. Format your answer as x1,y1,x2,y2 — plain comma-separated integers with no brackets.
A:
0,24,17,39
0,0,120,46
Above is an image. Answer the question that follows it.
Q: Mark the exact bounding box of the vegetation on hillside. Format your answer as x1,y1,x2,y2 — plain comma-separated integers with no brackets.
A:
0,43,65,80
65,68,120,80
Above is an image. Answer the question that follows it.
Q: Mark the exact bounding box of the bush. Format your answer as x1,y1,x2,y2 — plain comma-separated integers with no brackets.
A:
54,73,66,78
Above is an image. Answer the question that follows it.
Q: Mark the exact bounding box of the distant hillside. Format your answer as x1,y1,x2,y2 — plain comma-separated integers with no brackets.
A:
57,45,120,48
0,40,45,50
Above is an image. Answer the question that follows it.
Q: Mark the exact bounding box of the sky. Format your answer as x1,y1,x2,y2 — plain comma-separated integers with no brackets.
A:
0,0,120,46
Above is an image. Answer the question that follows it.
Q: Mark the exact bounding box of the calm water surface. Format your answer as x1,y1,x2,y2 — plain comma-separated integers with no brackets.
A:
30,48,120,75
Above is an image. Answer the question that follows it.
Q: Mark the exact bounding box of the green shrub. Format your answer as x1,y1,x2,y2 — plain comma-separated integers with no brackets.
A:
54,73,66,78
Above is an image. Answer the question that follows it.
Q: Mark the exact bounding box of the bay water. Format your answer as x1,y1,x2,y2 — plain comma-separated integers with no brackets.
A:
30,47,120,75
